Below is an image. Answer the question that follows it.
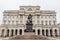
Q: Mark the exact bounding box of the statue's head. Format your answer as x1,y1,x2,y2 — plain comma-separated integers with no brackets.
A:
28,14,32,19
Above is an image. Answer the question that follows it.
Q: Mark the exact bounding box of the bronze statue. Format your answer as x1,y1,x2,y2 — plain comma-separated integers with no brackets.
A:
25,14,33,32
27,14,32,24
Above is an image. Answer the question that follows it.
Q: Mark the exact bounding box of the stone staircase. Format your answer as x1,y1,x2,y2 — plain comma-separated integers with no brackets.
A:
5,32,49,40
1,32,60,40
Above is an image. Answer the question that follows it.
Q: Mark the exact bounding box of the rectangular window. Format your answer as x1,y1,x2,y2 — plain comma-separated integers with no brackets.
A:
54,21,55,25
20,15,23,18
49,21,51,25
45,21,47,25
16,16,19,18
37,15,40,19
45,16,47,19
36,8,40,10
41,16,43,19
4,20,6,24
12,20,14,24
49,16,51,19
8,16,11,18
20,20,23,23
8,20,10,24
53,16,55,19
13,16,14,18
37,20,40,24
41,21,43,25
16,21,18,24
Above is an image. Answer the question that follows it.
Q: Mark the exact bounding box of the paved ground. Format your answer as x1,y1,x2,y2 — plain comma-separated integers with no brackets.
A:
0,35,49,40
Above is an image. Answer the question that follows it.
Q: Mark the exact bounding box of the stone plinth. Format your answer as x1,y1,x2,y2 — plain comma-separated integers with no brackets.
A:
24,32,35,35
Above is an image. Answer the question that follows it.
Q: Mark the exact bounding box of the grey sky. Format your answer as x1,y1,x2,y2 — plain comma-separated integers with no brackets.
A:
0,0,60,25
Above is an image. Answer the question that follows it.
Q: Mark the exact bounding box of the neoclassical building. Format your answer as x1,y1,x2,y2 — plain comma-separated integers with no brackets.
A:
0,6,60,39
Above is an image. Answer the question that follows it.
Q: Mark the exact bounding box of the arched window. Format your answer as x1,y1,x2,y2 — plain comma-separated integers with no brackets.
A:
46,29,48,36
33,29,35,32
19,29,22,35
7,29,9,37
45,21,47,25
50,29,53,37
55,29,58,37
15,29,18,35
42,29,44,36
1,29,4,37
37,29,40,35
11,29,14,36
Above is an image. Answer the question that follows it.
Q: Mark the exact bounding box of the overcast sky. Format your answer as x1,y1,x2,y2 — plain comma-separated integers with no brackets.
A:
0,0,60,25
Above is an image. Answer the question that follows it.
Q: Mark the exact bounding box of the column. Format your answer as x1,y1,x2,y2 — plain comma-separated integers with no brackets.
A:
9,29,11,36
0,29,2,37
4,29,6,37
52,29,55,37
22,29,24,35
48,29,50,37
40,29,42,35
13,29,15,36
17,29,19,35
35,29,38,35
44,29,46,36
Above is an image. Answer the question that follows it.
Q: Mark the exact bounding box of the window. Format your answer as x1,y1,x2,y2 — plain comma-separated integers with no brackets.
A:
4,20,6,24
12,20,14,24
41,21,43,25
20,15,23,18
13,16,14,18
16,16,18,18
37,15,40,18
45,16,47,19
49,21,51,25
41,16,43,19
16,21,18,24
20,20,23,23
53,16,55,19
53,21,55,25
45,21,47,25
8,16,11,18
37,20,40,24
8,20,10,24
49,16,51,19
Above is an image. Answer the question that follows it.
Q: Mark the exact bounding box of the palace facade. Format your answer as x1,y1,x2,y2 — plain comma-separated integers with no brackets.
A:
0,6,60,40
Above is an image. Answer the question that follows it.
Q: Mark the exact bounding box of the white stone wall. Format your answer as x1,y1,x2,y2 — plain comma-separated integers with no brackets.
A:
3,6,56,26
0,6,60,38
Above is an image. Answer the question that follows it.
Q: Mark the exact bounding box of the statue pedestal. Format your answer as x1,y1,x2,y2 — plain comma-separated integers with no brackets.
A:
25,24,33,32
24,32,35,35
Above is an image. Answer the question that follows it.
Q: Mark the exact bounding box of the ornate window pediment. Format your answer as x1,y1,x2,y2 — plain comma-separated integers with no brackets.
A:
28,8,32,11
20,8,24,10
